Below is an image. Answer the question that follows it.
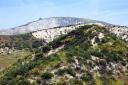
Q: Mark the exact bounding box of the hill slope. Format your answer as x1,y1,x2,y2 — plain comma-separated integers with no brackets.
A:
0,25,127,85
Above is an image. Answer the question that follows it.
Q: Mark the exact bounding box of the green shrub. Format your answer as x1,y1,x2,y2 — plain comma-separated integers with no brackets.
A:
81,73,93,81
70,79,83,85
32,40,43,48
35,53,43,60
41,72,54,80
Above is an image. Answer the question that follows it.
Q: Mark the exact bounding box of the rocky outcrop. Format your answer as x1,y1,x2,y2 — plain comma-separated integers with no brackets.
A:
107,25,128,42
0,47,14,54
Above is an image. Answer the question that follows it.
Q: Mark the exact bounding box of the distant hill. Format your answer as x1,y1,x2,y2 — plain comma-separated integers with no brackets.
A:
0,17,109,35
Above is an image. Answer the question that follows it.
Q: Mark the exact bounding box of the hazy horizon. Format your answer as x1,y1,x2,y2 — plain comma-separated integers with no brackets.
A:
0,0,128,29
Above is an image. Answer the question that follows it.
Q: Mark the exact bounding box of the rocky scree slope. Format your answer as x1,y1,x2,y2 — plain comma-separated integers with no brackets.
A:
0,25,128,85
106,25,128,42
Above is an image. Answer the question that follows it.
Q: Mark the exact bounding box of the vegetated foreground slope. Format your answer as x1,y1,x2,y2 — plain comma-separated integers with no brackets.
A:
0,34,43,71
0,25,128,85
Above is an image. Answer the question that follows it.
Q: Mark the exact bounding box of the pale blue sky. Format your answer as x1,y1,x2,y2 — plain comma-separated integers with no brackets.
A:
0,0,128,29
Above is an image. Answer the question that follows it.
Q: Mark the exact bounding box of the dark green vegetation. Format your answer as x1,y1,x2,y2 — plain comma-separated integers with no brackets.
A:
0,33,43,50
0,25,128,85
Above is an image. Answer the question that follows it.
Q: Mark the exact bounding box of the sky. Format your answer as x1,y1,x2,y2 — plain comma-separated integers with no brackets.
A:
0,0,128,29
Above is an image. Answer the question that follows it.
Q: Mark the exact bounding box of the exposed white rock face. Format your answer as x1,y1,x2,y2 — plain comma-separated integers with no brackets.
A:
91,36,98,47
32,24,85,43
98,33,104,39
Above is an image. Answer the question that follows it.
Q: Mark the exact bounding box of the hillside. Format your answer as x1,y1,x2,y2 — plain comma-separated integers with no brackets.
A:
0,25,127,85
0,34,42,71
